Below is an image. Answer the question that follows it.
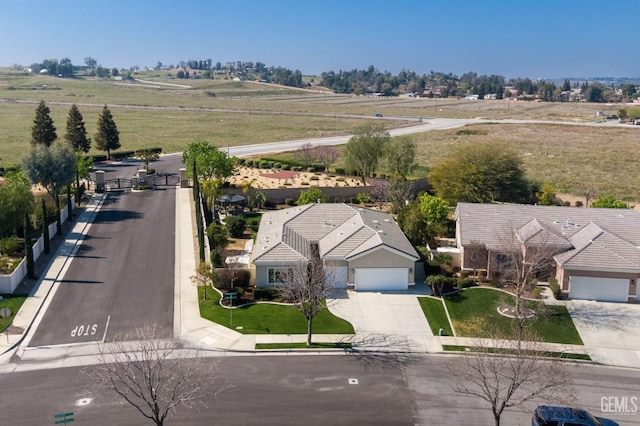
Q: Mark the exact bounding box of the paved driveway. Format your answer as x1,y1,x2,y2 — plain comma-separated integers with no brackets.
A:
567,300,640,368
328,284,442,353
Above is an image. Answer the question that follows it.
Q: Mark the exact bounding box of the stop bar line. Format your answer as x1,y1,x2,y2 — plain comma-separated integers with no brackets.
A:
101,315,111,343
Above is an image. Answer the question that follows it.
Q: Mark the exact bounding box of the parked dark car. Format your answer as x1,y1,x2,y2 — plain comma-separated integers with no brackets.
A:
532,405,619,426
375,112,383,117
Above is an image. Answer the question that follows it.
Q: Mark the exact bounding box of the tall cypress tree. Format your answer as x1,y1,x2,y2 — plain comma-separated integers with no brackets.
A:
94,105,120,159
31,100,57,147
65,104,91,153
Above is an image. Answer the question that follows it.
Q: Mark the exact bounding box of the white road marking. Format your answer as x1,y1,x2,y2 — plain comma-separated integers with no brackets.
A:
101,315,111,343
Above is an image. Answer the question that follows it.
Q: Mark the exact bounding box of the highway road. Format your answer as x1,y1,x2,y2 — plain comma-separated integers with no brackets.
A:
0,355,638,425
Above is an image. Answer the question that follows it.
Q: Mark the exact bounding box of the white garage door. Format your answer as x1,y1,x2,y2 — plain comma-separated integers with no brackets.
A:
569,276,629,302
354,268,408,291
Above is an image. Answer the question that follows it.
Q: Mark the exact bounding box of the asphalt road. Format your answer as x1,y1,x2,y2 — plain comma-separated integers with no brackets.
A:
27,158,178,346
0,355,638,425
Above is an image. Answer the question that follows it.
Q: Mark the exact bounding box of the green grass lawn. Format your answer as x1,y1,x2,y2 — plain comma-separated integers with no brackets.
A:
255,342,352,350
417,296,453,336
0,295,27,332
444,288,583,345
198,288,354,335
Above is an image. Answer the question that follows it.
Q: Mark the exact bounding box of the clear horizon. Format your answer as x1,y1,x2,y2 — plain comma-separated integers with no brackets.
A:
1,0,638,80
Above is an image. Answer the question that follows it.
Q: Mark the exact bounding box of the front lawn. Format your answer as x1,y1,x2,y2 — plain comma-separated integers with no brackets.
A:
417,296,453,336
443,288,583,345
0,295,26,332
198,288,354,335
255,342,352,350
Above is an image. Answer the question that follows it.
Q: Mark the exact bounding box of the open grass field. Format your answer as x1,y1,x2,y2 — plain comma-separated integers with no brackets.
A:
2,68,639,200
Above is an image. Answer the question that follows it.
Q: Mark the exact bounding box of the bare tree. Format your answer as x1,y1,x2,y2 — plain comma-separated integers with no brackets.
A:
386,177,414,214
294,142,316,168
277,256,337,346
368,178,388,210
191,261,218,300
85,324,228,426
314,145,339,172
494,224,561,335
447,327,573,426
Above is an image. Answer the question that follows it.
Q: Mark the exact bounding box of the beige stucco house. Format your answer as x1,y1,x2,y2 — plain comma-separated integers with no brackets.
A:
251,203,419,291
454,203,640,303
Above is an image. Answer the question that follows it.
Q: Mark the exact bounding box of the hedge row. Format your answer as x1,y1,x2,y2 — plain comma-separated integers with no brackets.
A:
244,158,325,173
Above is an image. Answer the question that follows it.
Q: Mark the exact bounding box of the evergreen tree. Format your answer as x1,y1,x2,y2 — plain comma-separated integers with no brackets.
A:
31,100,57,147
65,104,91,153
94,105,120,159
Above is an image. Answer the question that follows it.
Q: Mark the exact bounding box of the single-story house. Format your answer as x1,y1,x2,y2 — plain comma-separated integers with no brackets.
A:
454,202,640,303
251,203,420,291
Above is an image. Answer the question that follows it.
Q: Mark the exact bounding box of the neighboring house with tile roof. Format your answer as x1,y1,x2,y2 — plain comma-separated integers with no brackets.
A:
251,203,420,291
454,203,640,303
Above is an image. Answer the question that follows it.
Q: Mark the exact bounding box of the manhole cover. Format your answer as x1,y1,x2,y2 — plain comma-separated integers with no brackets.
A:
348,378,358,385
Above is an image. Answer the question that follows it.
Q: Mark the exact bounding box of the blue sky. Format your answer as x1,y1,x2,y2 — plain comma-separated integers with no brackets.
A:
1,0,637,79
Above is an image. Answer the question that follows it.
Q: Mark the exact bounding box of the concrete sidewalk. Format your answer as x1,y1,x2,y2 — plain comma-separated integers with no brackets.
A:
0,193,105,360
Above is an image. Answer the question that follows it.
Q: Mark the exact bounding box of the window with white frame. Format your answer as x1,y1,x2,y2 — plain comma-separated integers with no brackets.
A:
268,267,292,284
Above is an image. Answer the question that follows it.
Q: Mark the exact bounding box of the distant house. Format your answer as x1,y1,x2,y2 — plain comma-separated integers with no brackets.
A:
454,203,640,303
465,94,479,100
251,204,420,291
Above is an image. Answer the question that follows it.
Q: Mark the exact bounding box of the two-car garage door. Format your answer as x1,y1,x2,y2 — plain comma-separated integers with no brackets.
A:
354,268,408,291
569,276,629,302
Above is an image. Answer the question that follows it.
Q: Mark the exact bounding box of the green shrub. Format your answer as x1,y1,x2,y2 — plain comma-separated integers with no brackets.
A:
88,154,108,163
458,276,476,288
0,237,20,256
237,158,246,165
335,167,346,174
253,287,279,301
273,162,282,169
246,159,254,167
350,197,359,204
532,287,542,299
575,200,583,207
112,150,135,160
292,166,303,172
310,176,319,181
259,161,269,169
489,280,501,288
356,193,371,204
282,164,291,170
32,200,57,229
285,198,295,206
225,216,247,238
336,177,345,182
301,181,310,185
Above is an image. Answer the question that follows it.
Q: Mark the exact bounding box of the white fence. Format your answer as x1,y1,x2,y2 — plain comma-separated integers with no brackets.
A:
0,196,76,294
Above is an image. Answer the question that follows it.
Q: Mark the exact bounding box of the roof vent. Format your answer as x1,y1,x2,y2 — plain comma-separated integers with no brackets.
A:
378,230,384,233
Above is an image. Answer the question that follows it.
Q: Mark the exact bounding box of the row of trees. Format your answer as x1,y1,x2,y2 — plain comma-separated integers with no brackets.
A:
318,66,639,102
31,100,121,158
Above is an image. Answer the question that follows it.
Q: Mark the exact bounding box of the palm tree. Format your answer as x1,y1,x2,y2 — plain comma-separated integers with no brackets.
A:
201,178,225,223
240,179,255,210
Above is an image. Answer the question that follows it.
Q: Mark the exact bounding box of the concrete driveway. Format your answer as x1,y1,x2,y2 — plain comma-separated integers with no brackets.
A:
328,283,442,353
567,300,640,368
